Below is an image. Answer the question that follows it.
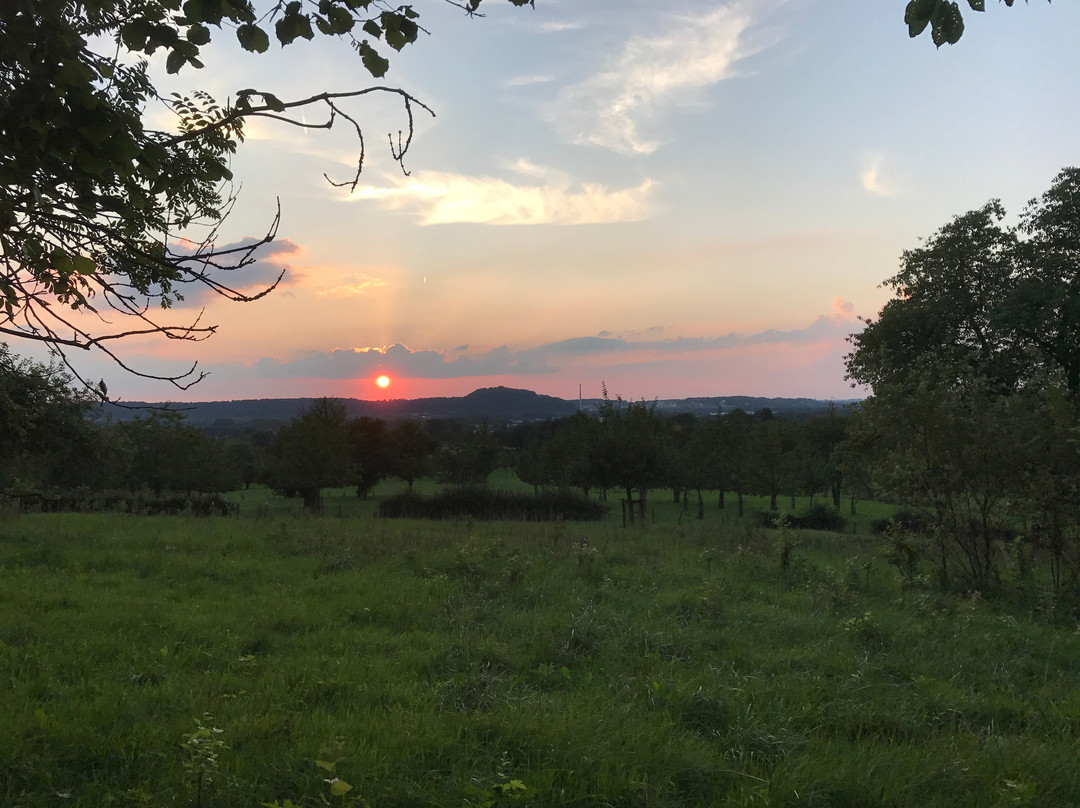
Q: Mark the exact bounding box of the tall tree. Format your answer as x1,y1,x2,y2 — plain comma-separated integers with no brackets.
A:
848,168,1080,399
388,419,435,490
587,391,665,524
846,168,1080,587
0,343,95,490
266,398,352,512
349,415,393,498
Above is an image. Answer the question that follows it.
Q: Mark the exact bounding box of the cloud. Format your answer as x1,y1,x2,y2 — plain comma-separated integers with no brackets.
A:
312,273,388,298
546,3,769,154
215,304,862,382
348,168,654,225
832,297,854,316
860,154,895,196
504,74,554,88
539,20,585,33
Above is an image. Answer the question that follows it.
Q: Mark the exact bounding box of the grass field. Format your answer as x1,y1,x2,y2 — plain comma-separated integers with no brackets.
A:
224,471,898,534
3,507,1079,807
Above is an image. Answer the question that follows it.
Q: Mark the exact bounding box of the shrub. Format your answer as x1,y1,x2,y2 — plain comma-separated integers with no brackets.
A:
760,504,846,532
378,487,607,521
871,508,931,535
2,488,238,517
791,503,847,532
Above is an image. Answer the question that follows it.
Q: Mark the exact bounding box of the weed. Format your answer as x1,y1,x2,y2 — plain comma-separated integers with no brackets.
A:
463,751,529,807
181,714,226,808
841,611,887,650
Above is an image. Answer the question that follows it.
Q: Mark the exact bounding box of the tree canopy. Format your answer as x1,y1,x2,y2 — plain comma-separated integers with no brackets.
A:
0,0,530,393
846,167,1080,398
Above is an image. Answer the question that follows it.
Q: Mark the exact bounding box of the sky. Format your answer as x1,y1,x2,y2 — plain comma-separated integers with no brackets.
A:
39,0,1080,402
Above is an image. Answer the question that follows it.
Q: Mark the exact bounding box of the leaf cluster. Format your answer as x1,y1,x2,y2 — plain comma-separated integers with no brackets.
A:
904,0,1039,47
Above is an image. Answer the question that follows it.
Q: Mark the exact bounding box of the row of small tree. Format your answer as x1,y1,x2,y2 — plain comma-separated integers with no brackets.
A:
513,395,855,525
0,351,255,498
2,348,858,519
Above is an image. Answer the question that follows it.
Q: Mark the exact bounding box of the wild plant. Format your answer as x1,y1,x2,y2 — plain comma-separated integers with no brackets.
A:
463,751,529,807
881,522,928,589
841,611,886,650
502,552,531,587
181,713,226,808
775,515,800,576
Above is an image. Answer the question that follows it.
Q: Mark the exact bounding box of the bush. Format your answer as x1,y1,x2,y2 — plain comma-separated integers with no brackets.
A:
871,509,931,535
791,503,847,531
1,488,238,517
378,487,607,521
758,504,846,532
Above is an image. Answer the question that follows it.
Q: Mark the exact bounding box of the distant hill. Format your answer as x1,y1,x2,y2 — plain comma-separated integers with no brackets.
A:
99,385,857,432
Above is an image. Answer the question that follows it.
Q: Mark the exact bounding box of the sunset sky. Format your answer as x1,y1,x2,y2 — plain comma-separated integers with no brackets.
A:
44,1,1080,402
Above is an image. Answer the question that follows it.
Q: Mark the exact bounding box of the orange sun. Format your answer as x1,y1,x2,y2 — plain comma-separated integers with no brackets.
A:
376,375,391,388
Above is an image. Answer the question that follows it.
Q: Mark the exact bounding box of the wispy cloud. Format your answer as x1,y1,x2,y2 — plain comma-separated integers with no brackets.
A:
860,154,895,196
504,74,554,88
546,2,772,154
348,167,654,225
312,273,388,298
539,20,585,33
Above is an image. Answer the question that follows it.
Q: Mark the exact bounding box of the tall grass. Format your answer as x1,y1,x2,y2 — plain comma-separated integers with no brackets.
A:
3,512,1077,807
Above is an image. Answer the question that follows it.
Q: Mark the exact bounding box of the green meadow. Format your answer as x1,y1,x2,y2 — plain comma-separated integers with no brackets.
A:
3,505,1080,807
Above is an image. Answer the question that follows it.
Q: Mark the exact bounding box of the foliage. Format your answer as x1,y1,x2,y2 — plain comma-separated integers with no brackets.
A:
348,415,393,497
378,486,607,521
265,398,353,511
386,419,436,489
759,503,848,532
846,168,1080,588
588,388,667,523
435,424,502,486
848,168,1080,397
904,0,1042,47
0,0,530,390
0,343,97,489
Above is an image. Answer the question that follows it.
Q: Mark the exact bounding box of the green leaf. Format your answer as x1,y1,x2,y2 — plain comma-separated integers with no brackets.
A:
967,0,984,10
72,255,97,275
328,779,353,797
120,19,152,51
314,759,336,772
358,40,389,77
930,0,964,46
381,11,417,51
236,24,270,53
326,6,355,34
275,13,314,45
187,23,211,45
165,49,187,74
362,19,381,38
904,0,939,36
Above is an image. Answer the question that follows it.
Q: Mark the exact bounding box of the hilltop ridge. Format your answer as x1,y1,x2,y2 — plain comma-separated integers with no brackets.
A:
101,385,856,432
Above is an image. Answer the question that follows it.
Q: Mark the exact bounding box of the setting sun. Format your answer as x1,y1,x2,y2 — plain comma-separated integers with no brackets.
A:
376,375,391,388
